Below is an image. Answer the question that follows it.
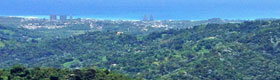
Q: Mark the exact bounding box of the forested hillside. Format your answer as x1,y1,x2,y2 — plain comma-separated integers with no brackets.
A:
0,65,132,80
1,20,280,79
0,25,41,41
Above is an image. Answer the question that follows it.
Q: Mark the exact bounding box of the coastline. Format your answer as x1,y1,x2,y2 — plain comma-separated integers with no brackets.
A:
0,15,142,21
0,15,278,21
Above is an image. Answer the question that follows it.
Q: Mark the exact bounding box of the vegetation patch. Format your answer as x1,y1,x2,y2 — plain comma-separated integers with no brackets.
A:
0,41,5,47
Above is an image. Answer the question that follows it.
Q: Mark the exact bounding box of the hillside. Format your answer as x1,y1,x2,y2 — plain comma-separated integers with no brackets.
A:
1,20,280,79
0,25,41,41
0,65,132,80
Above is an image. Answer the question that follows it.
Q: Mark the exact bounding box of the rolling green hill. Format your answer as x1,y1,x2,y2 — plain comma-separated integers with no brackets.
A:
1,20,280,79
0,65,132,80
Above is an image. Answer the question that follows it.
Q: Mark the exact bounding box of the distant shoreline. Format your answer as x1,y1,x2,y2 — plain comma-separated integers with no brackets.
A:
0,15,278,21
0,15,143,21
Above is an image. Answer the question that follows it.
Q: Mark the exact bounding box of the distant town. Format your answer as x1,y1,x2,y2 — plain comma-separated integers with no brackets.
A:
0,15,245,30
49,15,155,21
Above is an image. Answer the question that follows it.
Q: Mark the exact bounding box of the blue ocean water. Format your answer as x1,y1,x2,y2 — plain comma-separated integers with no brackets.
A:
0,0,280,20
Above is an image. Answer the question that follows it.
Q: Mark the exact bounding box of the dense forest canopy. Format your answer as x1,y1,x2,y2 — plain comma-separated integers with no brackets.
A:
0,20,280,79
0,65,133,80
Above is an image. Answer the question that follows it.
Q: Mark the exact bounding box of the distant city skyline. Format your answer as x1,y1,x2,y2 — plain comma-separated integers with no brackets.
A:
0,0,279,20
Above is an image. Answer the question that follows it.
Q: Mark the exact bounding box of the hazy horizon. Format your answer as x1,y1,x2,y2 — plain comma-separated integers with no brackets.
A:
1,0,280,20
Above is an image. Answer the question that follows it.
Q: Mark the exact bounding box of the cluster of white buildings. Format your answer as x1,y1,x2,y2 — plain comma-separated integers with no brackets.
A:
19,18,170,30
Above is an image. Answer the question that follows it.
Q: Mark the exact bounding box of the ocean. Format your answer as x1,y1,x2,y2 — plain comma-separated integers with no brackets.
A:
0,0,280,20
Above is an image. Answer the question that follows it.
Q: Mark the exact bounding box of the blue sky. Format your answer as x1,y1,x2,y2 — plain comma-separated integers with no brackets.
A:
0,0,280,20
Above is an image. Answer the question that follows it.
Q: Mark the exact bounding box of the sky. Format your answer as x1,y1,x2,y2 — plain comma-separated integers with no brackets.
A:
0,0,280,20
